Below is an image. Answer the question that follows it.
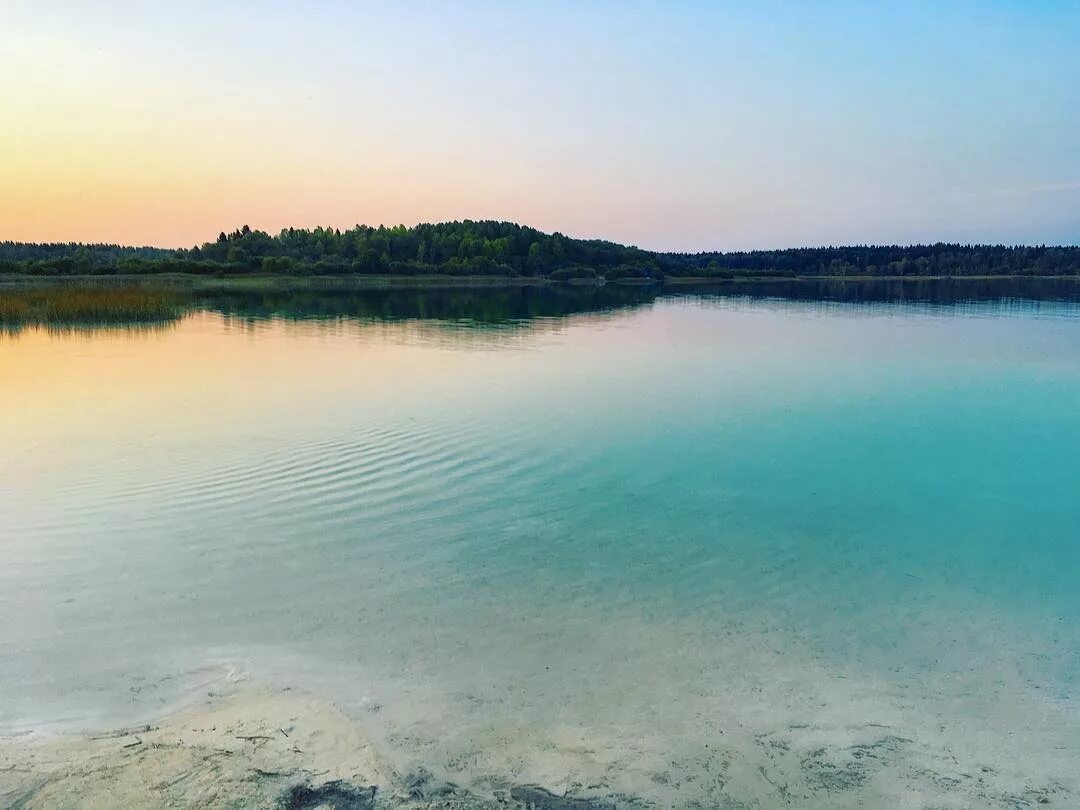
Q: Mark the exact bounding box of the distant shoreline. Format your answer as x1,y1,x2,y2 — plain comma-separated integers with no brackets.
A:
5,221,1080,281
4,272,1080,289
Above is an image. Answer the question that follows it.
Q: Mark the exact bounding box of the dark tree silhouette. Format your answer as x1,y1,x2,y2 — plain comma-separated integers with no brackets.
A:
3,222,1079,278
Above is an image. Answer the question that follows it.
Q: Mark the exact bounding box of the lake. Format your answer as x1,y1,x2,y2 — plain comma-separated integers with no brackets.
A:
2,281,1078,806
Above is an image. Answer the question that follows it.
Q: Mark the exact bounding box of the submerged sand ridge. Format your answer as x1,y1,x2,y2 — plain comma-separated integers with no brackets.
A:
0,686,638,810
0,688,388,809
0,679,1071,809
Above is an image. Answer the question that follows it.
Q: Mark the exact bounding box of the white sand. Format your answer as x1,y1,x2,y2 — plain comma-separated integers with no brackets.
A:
2,670,1073,808
0,686,392,809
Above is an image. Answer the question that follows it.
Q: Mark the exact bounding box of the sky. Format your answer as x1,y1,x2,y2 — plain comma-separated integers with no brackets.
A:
2,1,1079,251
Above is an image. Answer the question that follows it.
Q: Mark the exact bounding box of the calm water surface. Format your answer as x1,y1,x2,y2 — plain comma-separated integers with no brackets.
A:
2,286,1079,805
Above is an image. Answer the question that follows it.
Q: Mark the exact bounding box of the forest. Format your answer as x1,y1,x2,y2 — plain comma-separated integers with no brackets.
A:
3,221,1080,279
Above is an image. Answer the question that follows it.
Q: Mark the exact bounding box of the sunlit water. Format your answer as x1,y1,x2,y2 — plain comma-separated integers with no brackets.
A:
2,288,1079,805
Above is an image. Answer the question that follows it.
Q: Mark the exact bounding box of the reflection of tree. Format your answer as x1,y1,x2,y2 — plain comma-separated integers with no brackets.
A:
6,278,1080,340
198,277,1080,327
672,276,1080,307
196,284,661,325
195,285,666,349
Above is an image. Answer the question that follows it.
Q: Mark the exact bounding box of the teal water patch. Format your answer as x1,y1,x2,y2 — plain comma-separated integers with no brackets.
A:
2,292,1078,805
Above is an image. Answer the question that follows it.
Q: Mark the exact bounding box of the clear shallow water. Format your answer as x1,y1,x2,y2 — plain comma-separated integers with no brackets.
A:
2,288,1079,805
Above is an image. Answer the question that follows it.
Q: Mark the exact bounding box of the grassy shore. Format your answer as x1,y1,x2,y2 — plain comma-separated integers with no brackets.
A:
0,285,189,329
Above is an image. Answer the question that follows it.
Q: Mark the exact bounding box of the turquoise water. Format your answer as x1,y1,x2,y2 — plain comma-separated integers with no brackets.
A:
2,288,1079,805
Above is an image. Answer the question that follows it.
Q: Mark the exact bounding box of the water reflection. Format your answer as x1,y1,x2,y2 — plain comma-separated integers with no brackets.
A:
675,275,1080,306
1,321,181,339
196,276,1080,325
4,276,1080,338
195,283,658,324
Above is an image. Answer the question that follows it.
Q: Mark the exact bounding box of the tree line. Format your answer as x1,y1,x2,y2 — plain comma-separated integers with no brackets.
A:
3,221,1079,278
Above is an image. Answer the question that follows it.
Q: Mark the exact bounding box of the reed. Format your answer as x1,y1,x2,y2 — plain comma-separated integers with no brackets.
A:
0,286,189,327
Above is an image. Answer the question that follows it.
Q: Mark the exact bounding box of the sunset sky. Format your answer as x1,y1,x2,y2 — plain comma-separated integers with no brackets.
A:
2,1,1079,251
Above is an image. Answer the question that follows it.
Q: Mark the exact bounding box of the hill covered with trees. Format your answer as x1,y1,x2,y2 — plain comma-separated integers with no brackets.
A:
3,221,1079,279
